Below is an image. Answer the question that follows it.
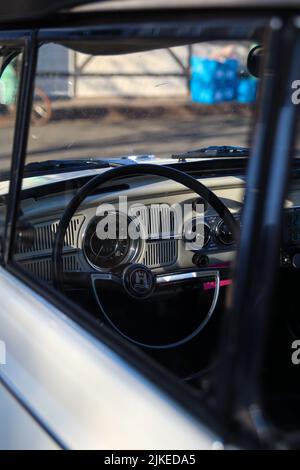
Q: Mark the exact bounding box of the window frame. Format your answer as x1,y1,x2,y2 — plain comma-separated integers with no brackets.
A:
0,31,38,266
0,33,27,264
216,19,300,444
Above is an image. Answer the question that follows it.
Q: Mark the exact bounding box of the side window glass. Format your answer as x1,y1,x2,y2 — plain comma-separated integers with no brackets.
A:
0,50,23,258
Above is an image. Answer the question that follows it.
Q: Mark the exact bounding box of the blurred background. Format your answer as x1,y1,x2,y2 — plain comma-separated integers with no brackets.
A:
0,41,257,168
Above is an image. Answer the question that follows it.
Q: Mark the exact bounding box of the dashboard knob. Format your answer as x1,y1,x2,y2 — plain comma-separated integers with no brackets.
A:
192,253,209,268
16,221,35,250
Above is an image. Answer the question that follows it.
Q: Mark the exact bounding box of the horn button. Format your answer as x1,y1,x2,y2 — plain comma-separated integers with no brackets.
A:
122,264,156,299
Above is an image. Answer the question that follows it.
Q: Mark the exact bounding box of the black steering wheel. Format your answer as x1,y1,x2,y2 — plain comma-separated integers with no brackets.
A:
53,164,238,349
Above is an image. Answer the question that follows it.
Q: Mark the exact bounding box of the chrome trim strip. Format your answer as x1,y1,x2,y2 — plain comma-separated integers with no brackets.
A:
91,272,122,284
156,270,219,284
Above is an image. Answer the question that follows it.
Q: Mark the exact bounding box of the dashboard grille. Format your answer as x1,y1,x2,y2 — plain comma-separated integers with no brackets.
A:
17,205,179,276
22,254,82,282
132,204,178,268
132,204,176,239
142,239,177,268
17,215,85,256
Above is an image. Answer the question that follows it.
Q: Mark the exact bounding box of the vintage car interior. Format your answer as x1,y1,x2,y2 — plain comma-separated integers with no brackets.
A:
2,7,300,448
14,163,242,376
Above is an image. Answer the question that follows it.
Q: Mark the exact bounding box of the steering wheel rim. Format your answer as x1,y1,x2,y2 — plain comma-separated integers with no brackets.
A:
53,164,238,348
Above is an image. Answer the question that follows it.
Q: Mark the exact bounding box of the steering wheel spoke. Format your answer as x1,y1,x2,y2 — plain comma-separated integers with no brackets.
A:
156,268,220,285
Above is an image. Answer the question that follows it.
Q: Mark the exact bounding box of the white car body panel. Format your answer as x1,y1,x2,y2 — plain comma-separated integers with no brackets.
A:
0,266,222,449
0,383,59,450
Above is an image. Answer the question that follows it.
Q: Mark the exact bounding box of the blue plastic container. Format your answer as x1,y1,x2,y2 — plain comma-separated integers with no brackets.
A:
190,56,239,104
237,77,257,103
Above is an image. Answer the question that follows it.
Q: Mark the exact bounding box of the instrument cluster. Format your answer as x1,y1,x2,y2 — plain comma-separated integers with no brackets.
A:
83,211,142,270
187,213,240,253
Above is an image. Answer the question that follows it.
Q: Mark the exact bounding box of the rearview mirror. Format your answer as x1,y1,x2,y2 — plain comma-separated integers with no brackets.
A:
247,45,263,78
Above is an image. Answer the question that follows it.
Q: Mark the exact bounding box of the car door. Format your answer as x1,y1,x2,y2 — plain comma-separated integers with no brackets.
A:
0,6,276,450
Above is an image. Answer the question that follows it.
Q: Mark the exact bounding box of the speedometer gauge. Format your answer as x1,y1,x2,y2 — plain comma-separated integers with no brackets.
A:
88,233,126,258
83,212,141,270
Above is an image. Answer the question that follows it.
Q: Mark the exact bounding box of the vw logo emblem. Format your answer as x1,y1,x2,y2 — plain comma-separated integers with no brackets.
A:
122,264,155,299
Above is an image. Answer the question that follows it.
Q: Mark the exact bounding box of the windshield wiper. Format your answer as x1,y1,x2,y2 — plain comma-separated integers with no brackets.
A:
172,146,249,162
23,158,111,177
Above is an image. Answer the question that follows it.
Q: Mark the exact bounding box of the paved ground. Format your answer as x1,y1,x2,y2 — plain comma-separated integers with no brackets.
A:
0,99,253,174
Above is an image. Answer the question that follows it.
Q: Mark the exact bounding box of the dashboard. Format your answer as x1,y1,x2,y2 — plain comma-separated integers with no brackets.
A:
14,174,245,282
14,171,300,283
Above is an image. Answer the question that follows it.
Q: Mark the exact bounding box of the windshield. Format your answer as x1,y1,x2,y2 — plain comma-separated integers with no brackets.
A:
17,39,257,175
